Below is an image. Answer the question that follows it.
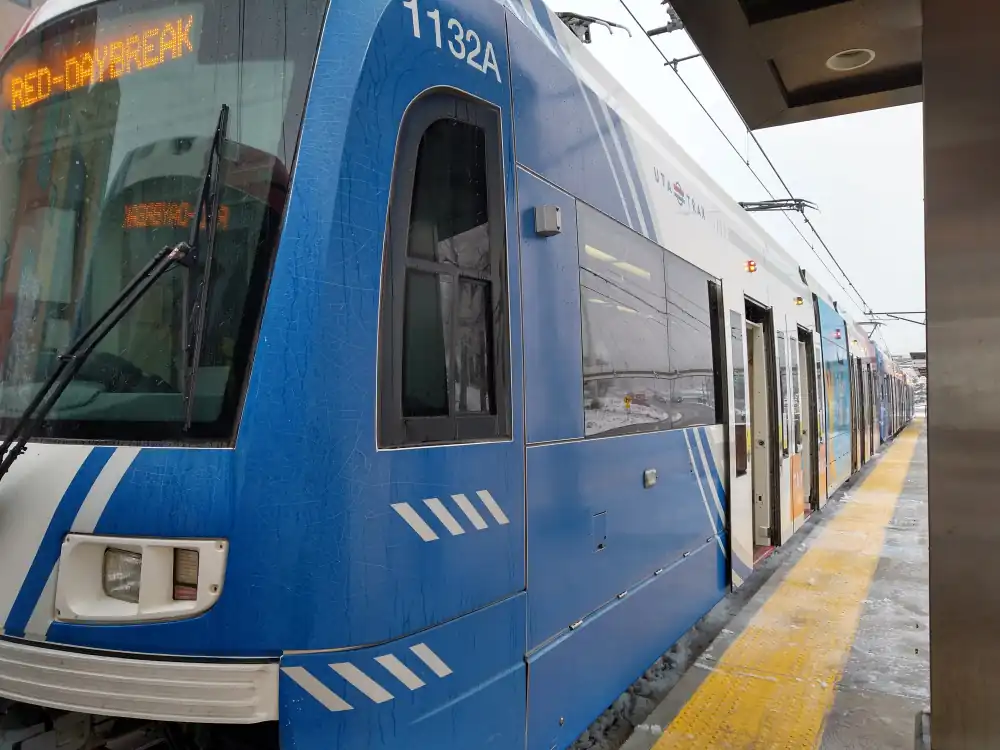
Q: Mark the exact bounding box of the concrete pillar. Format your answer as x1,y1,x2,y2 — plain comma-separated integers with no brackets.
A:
925,1,1000,746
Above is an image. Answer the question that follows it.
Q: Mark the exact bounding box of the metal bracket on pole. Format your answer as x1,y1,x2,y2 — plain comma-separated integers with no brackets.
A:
556,12,632,44
648,3,684,36
739,198,819,214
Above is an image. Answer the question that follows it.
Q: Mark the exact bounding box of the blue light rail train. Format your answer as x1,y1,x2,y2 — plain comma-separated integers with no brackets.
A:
0,0,914,748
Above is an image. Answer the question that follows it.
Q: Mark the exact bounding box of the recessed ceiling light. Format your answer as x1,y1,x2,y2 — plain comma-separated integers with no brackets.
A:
825,48,876,72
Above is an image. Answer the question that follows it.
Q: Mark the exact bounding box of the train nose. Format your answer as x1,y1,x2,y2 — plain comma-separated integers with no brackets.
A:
0,445,135,640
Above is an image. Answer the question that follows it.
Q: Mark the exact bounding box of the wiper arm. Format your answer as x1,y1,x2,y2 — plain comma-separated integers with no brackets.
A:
0,103,230,481
181,103,230,429
0,242,191,481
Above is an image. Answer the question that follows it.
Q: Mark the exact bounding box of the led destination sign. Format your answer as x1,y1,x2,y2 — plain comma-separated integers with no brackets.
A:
124,201,231,231
9,16,195,111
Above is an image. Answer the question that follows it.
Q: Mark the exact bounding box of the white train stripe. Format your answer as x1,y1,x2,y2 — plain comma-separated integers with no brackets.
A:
282,667,353,712
410,643,453,678
23,569,56,642
694,429,726,522
21,447,141,641
520,0,635,228
599,98,649,236
684,432,726,556
375,654,426,690
476,490,509,525
0,445,94,629
71,447,142,533
330,663,394,703
422,498,465,536
391,503,439,542
450,493,488,530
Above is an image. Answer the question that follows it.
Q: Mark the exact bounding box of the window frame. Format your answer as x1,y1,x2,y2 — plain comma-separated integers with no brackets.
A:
377,88,511,449
575,201,723,439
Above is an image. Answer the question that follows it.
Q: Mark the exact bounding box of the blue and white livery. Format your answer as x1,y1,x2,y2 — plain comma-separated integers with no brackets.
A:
0,0,913,748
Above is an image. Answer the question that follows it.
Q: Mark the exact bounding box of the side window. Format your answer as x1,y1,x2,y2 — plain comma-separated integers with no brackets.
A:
576,203,721,438
665,255,719,429
731,311,748,476
378,91,510,448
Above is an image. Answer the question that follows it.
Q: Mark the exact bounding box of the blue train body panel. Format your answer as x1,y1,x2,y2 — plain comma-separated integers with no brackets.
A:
526,540,726,750
526,426,726,649
280,594,527,750
518,169,586,445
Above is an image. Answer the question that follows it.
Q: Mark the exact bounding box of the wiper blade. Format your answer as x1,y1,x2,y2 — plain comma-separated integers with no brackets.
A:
181,103,230,429
0,242,191,481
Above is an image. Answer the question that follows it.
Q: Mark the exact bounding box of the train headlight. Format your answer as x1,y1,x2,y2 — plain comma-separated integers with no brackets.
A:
56,535,228,624
103,548,142,603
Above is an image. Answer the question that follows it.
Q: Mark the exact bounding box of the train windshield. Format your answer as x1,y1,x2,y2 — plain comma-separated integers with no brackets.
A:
0,0,325,443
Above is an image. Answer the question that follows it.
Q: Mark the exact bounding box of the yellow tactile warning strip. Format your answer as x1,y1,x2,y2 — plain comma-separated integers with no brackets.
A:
653,423,923,750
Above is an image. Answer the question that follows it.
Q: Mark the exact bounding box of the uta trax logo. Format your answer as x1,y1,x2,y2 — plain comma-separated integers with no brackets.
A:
653,167,706,219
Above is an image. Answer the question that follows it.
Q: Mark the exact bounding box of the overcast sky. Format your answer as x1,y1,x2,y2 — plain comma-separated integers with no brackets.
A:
562,0,927,356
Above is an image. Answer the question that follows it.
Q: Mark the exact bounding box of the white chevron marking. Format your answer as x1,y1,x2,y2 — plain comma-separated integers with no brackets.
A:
375,654,426,690
391,503,439,542
684,431,726,556
423,498,465,536
450,493,488,530
694,429,726,522
330,663,393,703
282,667,353,711
475,490,509,525
410,643,453,678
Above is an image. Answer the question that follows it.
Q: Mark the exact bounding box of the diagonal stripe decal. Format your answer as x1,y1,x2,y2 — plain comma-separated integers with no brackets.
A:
391,502,439,542
4,447,116,636
422,498,465,536
392,491,509,541
282,666,353,712
330,663,394,703
283,643,453,712
450,493,488,530
693,428,725,523
476,490,509,525
409,643,453,678
375,654,426,690
684,431,726,556
71,447,142,534
21,447,143,642
696,427,727,510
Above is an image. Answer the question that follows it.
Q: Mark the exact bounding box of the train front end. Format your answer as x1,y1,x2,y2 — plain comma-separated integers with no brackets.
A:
0,0,329,744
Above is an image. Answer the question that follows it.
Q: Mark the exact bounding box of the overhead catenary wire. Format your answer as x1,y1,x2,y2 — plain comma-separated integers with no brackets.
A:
614,0,876,321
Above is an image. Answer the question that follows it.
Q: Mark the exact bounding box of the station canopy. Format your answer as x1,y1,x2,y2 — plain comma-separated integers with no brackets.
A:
668,0,922,128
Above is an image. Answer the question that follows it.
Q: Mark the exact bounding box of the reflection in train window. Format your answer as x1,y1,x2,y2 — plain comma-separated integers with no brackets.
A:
576,202,721,438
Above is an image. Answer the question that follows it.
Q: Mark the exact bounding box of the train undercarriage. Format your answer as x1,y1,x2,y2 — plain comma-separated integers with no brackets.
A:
0,703,277,750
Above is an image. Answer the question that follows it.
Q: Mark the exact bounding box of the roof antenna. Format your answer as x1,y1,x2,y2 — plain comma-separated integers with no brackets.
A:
556,12,632,44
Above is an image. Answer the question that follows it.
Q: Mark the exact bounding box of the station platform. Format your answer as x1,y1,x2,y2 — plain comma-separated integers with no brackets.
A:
623,421,928,750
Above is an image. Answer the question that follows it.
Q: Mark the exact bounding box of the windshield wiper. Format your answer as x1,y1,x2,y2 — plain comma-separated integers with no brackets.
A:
0,103,230,482
181,103,230,429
